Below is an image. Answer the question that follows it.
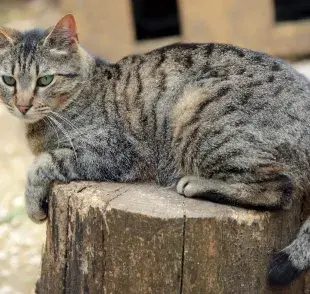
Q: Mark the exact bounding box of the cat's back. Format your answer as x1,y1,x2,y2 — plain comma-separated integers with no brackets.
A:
165,43,307,84
116,42,310,96
144,42,310,123
113,43,310,151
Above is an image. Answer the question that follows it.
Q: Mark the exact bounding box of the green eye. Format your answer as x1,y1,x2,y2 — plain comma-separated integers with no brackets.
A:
37,75,54,87
2,76,16,86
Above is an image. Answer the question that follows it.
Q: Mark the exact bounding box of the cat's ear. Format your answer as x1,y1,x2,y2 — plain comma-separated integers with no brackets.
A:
43,14,79,54
0,27,20,52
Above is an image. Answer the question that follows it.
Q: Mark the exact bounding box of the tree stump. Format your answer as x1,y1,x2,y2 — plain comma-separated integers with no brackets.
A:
36,181,309,293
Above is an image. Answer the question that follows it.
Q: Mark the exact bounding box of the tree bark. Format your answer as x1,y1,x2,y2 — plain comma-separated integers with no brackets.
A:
36,181,309,294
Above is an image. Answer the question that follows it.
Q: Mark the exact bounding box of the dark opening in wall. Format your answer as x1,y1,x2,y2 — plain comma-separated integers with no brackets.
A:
274,0,310,22
131,0,181,41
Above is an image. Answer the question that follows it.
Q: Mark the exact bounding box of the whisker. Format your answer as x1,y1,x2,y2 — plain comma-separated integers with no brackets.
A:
35,101,50,108
49,111,82,134
35,101,82,134
36,98,81,119
44,117,60,149
36,108,50,113
47,115,78,162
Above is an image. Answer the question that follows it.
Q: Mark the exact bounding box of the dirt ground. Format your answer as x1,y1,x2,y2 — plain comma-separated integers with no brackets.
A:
1,1,310,293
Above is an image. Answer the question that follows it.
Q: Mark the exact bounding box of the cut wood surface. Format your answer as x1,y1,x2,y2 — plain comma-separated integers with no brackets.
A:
37,181,309,293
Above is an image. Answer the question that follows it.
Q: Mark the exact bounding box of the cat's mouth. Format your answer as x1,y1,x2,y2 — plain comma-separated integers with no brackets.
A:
11,105,47,123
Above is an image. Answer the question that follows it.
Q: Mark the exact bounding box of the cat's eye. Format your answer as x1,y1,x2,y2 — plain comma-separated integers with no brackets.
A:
37,75,54,87
2,76,16,87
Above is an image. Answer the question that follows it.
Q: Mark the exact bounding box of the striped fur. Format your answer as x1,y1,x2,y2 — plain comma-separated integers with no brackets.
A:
1,15,310,285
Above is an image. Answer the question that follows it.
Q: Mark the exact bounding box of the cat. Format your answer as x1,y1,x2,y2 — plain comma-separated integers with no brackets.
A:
0,14,309,286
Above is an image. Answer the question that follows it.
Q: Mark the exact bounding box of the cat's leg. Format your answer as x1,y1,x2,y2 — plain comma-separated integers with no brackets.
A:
25,148,79,223
26,139,147,223
176,172,293,209
26,128,150,223
268,217,310,285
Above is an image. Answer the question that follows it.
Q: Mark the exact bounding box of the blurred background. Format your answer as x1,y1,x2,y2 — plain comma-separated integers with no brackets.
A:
1,0,310,293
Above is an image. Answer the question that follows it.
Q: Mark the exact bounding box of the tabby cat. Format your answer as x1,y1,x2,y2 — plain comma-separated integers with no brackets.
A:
0,14,309,286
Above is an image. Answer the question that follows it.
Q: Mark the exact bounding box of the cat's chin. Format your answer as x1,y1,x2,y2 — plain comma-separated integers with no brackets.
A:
11,112,44,124
22,117,45,124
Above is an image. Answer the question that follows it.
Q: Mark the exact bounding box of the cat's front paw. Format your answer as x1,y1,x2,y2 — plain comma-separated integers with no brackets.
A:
25,183,49,223
25,154,53,223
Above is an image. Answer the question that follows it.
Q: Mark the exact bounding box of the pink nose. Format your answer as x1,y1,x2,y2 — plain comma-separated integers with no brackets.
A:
16,105,31,114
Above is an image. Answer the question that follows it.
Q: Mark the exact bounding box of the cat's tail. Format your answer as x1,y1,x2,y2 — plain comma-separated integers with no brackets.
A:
268,217,310,286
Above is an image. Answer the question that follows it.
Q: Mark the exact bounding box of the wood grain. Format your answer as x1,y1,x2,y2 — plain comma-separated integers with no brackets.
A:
36,181,309,293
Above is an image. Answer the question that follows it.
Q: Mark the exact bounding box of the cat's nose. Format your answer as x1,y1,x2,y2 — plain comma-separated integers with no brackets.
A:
16,105,31,114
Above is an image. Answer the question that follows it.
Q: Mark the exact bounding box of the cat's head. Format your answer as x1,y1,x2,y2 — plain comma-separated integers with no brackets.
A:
0,14,91,123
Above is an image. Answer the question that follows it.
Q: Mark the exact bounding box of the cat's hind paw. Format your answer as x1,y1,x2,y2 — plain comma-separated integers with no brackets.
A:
177,176,203,197
176,176,220,198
